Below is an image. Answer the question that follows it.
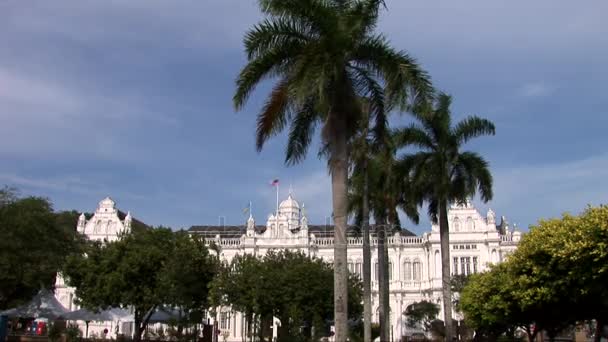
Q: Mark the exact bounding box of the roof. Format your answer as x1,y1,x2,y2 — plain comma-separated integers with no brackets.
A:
188,224,417,238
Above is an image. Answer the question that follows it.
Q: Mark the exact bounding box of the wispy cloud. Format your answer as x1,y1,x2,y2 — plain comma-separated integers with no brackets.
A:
519,82,556,98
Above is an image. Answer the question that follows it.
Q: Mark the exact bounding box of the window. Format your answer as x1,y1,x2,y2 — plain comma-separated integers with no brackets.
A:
466,217,475,231
465,245,470,250
465,257,471,275
473,257,478,273
356,262,362,278
403,261,412,280
388,262,393,280
472,244,477,249
461,258,466,276
348,262,354,273
413,261,421,281
453,257,459,275
453,217,461,232
220,311,231,330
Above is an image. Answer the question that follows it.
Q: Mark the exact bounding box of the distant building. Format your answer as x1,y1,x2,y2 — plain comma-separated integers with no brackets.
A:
189,192,521,341
55,194,520,341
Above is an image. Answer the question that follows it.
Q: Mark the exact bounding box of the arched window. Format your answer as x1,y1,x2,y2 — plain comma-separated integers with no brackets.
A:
466,217,475,231
403,260,412,280
453,217,461,232
220,310,231,330
434,251,440,277
413,260,422,281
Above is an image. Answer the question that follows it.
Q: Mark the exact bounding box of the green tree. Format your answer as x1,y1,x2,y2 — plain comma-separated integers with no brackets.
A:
0,189,83,309
404,300,440,333
506,206,608,341
460,264,523,341
64,228,217,342
211,250,363,342
233,1,432,339
160,231,219,337
396,94,495,340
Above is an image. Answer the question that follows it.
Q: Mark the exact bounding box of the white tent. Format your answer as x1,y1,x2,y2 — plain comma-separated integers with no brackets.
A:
0,289,68,320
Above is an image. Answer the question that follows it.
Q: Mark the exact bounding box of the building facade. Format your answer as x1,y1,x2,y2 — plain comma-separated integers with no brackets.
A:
189,192,521,341
55,195,520,341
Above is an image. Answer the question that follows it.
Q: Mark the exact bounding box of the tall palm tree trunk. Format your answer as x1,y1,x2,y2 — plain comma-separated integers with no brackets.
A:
439,200,453,341
331,122,349,342
382,224,391,341
362,156,373,342
377,216,390,342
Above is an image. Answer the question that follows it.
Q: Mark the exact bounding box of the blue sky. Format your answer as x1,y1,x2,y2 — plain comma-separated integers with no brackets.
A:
1,0,607,234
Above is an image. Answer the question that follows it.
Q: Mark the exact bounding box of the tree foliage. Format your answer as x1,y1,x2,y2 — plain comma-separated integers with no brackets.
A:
404,300,440,332
210,250,363,342
63,228,218,342
0,187,84,310
460,205,608,341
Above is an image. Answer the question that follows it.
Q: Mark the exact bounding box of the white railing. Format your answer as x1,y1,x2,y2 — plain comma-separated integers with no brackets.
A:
316,237,334,246
218,238,241,246
212,235,424,248
501,235,513,242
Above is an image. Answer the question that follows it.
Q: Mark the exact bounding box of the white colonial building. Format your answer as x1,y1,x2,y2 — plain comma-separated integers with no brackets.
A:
55,194,520,341
189,192,521,341
55,197,133,338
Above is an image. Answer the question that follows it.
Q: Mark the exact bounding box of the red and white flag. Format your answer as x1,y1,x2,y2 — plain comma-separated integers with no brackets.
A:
270,179,279,186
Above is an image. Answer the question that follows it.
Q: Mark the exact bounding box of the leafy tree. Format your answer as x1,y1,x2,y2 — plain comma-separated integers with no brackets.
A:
0,189,83,309
396,94,495,340
160,231,219,337
211,250,363,342
459,264,527,341
233,1,432,339
506,205,608,341
404,300,440,333
64,228,217,342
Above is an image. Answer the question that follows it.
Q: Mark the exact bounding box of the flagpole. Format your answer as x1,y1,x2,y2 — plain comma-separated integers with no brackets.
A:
276,183,279,218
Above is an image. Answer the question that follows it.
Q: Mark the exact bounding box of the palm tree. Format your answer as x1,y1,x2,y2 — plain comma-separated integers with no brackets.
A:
234,1,432,339
349,129,420,341
395,93,495,341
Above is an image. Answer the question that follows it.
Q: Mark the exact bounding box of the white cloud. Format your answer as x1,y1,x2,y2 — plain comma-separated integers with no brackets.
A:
519,82,555,98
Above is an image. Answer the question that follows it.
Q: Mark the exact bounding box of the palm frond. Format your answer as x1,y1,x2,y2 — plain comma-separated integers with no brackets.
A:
255,78,292,151
352,34,433,110
257,0,337,35
234,41,303,110
453,116,496,145
349,65,386,143
285,97,319,165
392,125,434,151
457,152,493,202
245,18,315,60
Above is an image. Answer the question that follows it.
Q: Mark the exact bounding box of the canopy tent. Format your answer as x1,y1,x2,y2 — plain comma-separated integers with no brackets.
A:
148,307,186,323
62,308,133,322
0,289,68,320
62,308,133,338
